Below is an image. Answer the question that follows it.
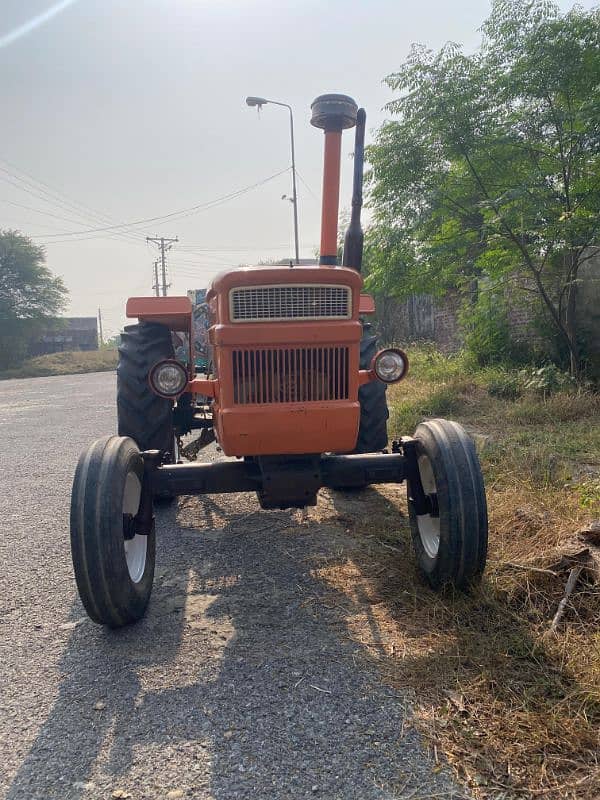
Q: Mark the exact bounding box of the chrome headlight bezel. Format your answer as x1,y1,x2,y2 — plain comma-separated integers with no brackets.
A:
148,359,188,398
371,348,409,384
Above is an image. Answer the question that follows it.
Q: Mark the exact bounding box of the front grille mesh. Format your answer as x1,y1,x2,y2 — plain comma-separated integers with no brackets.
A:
232,347,349,404
230,285,351,322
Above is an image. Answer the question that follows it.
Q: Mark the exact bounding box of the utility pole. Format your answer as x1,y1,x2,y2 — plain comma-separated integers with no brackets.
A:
146,236,178,296
152,260,160,296
97,307,103,346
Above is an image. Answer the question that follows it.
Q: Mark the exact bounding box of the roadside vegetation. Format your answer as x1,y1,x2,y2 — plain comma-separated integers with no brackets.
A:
0,229,69,371
365,0,600,380
316,346,599,799
0,348,117,380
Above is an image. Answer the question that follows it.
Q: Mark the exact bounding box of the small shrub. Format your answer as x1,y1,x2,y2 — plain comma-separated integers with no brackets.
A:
423,383,464,417
406,342,469,382
488,374,522,400
389,399,422,435
389,378,469,436
519,364,576,397
578,480,600,512
461,292,514,366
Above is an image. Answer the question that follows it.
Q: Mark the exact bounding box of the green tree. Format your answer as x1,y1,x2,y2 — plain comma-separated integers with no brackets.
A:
0,230,68,368
366,0,600,376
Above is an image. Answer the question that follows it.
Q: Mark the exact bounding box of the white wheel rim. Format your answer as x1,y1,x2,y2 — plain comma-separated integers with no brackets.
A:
122,470,146,583
415,454,440,559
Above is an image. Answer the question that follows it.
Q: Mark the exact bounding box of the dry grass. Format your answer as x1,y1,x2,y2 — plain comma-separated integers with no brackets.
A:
0,349,118,380
311,350,600,799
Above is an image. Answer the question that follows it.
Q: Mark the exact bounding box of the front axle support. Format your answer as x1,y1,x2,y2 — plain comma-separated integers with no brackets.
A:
147,446,422,510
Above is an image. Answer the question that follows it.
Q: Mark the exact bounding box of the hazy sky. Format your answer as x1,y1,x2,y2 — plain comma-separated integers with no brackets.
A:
1,0,593,335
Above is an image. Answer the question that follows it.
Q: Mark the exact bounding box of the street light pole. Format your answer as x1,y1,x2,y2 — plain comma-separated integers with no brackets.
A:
246,96,300,265
287,105,300,266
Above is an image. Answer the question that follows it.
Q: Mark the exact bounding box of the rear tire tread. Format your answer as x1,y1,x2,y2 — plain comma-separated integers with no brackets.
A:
355,332,389,453
117,322,175,454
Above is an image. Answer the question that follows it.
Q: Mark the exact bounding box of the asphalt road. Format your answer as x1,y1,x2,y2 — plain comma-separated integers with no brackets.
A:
0,372,465,800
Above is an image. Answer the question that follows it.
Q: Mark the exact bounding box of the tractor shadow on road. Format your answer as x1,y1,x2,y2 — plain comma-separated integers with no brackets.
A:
8,491,464,800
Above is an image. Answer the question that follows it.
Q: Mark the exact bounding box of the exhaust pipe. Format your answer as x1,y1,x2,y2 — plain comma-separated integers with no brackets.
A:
342,108,366,272
311,94,358,266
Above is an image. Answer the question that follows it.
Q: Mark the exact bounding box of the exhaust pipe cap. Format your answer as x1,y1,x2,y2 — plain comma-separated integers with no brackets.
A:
311,94,358,132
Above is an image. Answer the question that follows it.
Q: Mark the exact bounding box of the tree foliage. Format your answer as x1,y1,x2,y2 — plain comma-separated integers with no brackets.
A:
0,230,68,368
366,0,600,375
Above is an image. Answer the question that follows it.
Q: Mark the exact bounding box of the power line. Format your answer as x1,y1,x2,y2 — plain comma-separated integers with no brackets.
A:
0,158,226,255
0,162,150,247
32,168,290,240
169,252,239,265
0,166,108,224
0,160,122,225
0,158,296,257
295,169,319,201
0,157,149,240
176,243,292,252
0,196,107,227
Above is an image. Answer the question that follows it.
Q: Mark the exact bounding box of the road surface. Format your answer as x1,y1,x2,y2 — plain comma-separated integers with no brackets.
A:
0,372,464,800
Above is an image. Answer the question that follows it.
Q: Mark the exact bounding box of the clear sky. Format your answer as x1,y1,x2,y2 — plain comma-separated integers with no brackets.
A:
1,0,593,335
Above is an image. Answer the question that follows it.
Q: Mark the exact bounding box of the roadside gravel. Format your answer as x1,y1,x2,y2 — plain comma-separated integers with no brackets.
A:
0,372,467,799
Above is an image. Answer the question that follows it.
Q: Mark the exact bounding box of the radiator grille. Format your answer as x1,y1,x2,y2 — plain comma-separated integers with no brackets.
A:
230,285,351,322
232,347,349,404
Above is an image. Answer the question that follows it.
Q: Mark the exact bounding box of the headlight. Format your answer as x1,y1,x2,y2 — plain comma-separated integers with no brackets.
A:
149,360,188,398
372,348,408,383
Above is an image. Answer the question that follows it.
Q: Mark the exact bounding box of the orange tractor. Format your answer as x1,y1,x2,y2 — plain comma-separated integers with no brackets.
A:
70,95,488,628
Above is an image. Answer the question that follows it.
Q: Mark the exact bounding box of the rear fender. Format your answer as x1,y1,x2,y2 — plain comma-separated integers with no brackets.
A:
126,296,194,375
126,296,193,333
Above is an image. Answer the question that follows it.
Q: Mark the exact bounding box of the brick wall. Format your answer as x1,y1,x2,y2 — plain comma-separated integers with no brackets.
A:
375,250,599,359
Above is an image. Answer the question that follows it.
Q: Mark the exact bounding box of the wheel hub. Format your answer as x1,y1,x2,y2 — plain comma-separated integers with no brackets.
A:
122,470,147,584
415,455,440,559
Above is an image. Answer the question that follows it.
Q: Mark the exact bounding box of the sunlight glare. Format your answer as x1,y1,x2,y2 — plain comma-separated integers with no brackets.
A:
0,0,80,50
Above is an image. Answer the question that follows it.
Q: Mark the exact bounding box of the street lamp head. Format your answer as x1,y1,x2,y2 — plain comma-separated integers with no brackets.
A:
246,96,268,108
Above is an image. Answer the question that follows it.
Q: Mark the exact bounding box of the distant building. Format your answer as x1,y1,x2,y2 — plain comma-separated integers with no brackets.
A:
29,317,98,356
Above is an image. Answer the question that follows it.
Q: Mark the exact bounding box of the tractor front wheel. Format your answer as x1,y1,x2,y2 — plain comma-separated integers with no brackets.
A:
70,436,155,627
408,418,488,591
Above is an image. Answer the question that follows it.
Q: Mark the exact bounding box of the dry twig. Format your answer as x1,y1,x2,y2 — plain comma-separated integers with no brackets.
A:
546,565,584,636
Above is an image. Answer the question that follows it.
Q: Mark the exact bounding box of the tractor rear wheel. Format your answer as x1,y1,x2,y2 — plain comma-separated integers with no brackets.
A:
117,322,176,500
355,327,389,453
70,435,155,627
117,322,175,452
331,328,389,492
408,418,488,591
